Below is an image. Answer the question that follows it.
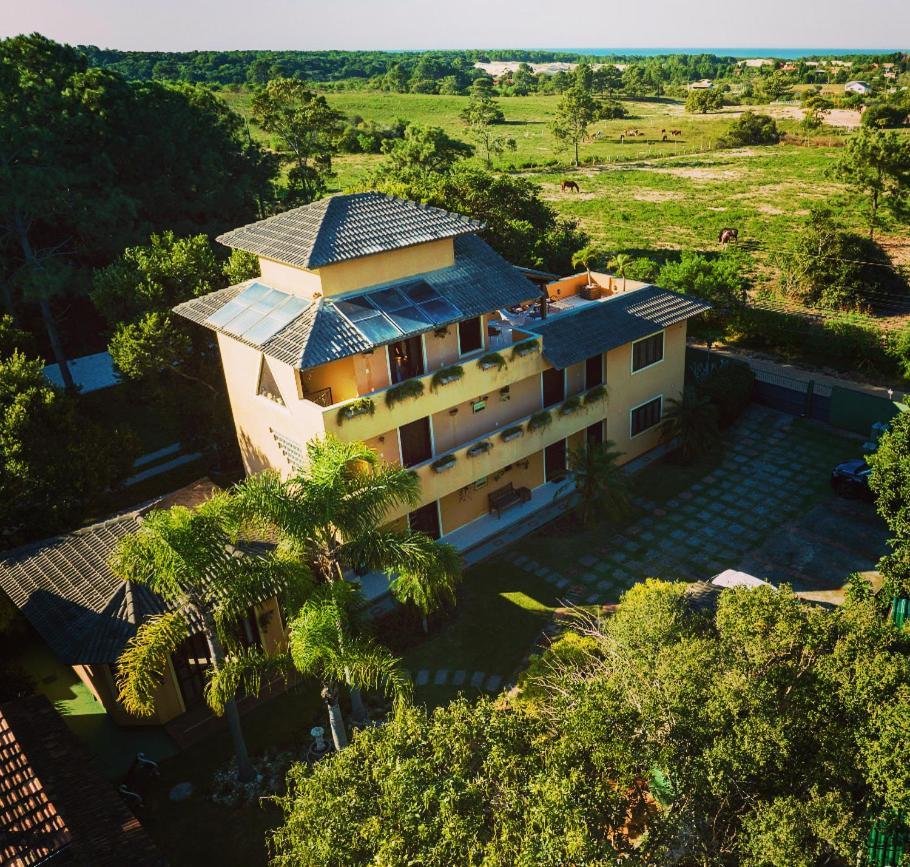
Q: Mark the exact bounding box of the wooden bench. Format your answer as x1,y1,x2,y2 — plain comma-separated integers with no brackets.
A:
488,482,532,518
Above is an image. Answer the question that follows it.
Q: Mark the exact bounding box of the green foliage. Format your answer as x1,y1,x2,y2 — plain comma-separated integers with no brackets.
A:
558,395,581,415
657,252,748,306
833,126,910,239
430,365,464,391
223,248,260,285
720,110,781,146
551,83,600,166
528,410,552,431
511,338,540,359
459,91,514,168
477,351,507,371
500,425,524,441
862,98,910,129
868,411,910,545
335,397,375,424
0,349,137,547
694,360,755,427
466,439,493,456
562,440,630,526
780,206,908,310
385,378,425,407
685,87,724,113
660,388,721,463
431,454,456,471
583,383,608,404
251,78,344,205
370,124,473,198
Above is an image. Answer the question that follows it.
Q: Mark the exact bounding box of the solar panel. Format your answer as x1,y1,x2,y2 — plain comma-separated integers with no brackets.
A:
356,315,402,344
388,305,432,333
206,282,310,346
370,288,409,313
420,297,461,324
336,297,377,322
400,280,436,304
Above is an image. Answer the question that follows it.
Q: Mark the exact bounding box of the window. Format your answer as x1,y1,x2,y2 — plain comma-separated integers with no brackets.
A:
586,421,604,446
545,439,568,482
585,354,603,389
542,367,565,408
408,501,441,539
631,396,662,437
632,332,664,372
388,335,425,384
257,356,285,405
399,417,433,468
458,317,483,355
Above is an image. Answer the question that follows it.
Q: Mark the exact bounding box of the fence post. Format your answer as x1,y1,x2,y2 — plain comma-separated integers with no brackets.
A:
805,380,815,418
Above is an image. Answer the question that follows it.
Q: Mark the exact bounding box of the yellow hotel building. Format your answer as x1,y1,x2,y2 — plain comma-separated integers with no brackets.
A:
176,194,709,580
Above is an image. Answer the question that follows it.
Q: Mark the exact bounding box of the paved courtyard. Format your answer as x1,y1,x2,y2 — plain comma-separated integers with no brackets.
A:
504,405,889,605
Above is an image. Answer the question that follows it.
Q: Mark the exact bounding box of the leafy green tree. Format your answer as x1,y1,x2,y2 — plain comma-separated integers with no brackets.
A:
660,388,721,463
559,440,629,528
685,87,724,113
720,111,781,147
251,78,344,205
551,84,600,167
234,436,463,623
621,64,648,97
113,492,308,781
800,92,833,141
223,248,260,286
571,245,605,286
755,70,793,102
868,411,910,545
657,252,748,306
459,91,515,168
833,126,910,239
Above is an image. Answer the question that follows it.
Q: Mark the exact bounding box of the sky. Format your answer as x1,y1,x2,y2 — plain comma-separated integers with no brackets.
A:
2,0,909,52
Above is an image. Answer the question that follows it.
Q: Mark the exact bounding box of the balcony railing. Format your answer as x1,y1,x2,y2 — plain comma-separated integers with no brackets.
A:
304,386,333,408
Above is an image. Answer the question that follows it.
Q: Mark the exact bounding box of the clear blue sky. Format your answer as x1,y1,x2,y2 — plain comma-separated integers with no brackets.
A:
3,0,908,51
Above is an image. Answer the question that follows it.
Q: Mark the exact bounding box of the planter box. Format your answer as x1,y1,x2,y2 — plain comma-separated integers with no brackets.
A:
580,283,603,300
467,443,492,458
501,429,524,443
479,361,499,371
436,373,462,386
432,459,456,473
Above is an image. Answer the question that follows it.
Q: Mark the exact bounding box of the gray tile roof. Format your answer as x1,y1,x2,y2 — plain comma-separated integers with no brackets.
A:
526,285,711,369
217,193,482,269
175,234,540,370
0,511,168,664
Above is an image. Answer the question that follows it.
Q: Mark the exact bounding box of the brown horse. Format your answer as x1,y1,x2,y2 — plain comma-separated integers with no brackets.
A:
670,129,683,137
561,180,580,193
718,227,739,245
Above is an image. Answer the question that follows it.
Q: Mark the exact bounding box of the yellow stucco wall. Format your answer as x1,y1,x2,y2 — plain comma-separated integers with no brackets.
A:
73,662,186,726
258,258,322,299
317,239,455,297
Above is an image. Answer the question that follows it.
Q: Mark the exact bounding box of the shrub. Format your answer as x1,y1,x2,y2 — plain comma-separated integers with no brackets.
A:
528,410,552,431
336,397,375,425
477,352,507,372
695,362,755,427
559,395,582,415
386,379,425,407
862,100,910,129
500,425,524,442
719,111,781,147
431,454,456,472
584,384,608,405
657,253,748,307
430,365,464,391
511,339,540,359
685,88,724,114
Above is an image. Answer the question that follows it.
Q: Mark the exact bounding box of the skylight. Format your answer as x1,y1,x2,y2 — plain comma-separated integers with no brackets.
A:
205,282,310,346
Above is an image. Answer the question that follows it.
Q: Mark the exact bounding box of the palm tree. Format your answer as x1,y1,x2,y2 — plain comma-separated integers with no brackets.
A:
286,581,410,750
608,253,633,292
558,440,631,527
112,492,308,782
235,436,462,658
660,388,720,463
571,245,604,287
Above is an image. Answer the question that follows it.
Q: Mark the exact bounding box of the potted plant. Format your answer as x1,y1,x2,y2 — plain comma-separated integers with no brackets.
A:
571,245,605,300
500,426,524,443
477,352,507,372
386,379,425,408
431,454,456,473
336,397,375,425
584,384,608,405
431,365,464,391
467,440,493,457
559,395,582,416
528,410,553,432
511,339,540,360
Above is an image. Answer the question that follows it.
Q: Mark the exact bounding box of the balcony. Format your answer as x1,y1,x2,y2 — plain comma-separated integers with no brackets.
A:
323,337,548,441
383,387,609,521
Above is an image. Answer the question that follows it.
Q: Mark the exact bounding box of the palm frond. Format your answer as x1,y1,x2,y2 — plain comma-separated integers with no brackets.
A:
383,531,463,617
116,611,189,716
205,647,292,716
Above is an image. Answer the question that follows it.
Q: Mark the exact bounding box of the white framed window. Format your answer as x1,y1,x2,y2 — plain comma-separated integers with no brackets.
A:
630,395,663,438
631,331,664,373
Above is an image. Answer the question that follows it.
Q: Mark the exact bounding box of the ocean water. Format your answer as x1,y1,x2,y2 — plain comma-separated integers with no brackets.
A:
541,47,902,58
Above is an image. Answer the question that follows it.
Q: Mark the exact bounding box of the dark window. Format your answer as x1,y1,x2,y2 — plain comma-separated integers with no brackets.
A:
400,417,433,467
586,421,604,446
632,332,664,372
171,632,212,710
257,357,285,405
458,317,483,355
408,501,441,539
388,335,424,384
631,397,662,436
542,367,565,408
225,606,262,650
585,354,603,389
545,439,567,482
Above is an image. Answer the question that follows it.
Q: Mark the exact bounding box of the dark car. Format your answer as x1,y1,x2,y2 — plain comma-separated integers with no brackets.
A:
831,459,873,499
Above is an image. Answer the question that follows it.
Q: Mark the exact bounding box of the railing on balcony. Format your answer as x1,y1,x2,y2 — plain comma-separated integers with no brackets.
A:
304,386,333,408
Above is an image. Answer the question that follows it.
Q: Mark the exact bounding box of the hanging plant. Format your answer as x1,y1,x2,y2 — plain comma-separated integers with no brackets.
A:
466,440,493,458
584,384,608,405
336,397,375,425
528,410,552,432
559,395,582,416
511,339,540,360
500,426,524,443
477,352,507,372
430,365,464,392
431,454,456,473
385,379,425,408
433,326,450,338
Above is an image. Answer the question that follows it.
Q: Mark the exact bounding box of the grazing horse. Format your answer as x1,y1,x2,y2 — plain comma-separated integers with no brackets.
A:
670,129,683,137
718,227,739,245
561,179,580,193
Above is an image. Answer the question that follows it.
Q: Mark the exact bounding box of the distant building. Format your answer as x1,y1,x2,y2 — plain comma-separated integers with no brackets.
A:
687,79,713,90
845,81,873,95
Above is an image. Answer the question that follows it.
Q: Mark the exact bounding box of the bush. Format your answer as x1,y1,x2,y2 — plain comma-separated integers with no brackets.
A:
685,88,724,114
696,361,755,427
657,253,748,306
719,111,781,147
862,100,910,129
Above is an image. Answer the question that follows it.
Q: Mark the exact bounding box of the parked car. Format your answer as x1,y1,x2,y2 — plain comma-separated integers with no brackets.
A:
831,459,873,499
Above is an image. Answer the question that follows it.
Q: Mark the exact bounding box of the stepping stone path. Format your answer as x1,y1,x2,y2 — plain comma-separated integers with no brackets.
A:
411,668,507,693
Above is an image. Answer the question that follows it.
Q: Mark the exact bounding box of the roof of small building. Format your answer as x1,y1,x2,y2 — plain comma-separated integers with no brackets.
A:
175,233,540,370
217,193,482,269
0,480,217,665
526,285,711,369
0,695,165,866
683,581,725,615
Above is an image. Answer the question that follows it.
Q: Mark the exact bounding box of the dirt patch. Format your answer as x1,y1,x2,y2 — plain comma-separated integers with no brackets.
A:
718,104,862,129
631,189,682,203
644,166,747,182
755,204,786,215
